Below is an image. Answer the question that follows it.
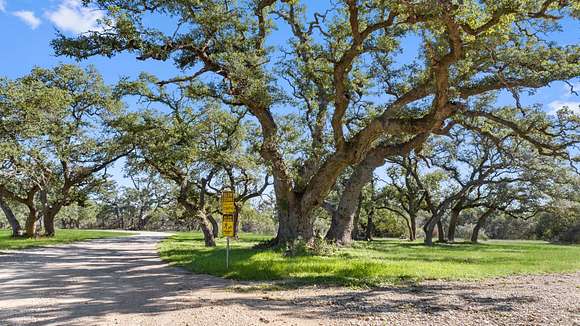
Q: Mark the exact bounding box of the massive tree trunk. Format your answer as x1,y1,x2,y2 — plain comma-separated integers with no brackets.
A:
325,160,376,245
423,212,442,246
0,196,21,237
43,213,56,237
136,214,151,230
25,209,38,238
324,137,424,245
471,208,494,243
43,205,63,237
272,135,428,247
269,186,316,246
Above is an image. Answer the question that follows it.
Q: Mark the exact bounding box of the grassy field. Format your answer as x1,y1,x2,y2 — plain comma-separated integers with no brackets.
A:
159,233,580,287
0,229,131,250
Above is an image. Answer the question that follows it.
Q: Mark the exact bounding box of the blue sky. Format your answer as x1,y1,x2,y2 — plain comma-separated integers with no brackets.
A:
1,0,579,186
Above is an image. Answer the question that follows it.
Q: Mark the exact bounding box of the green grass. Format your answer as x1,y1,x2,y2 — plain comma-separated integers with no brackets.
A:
159,233,580,287
0,229,131,250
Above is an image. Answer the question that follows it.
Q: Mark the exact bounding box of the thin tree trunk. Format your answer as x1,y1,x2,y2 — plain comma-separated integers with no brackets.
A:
447,205,462,242
233,205,240,238
199,216,216,247
177,192,216,247
410,214,417,241
403,216,412,240
437,220,446,243
365,211,374,241
352,192,363,240
0,196,21,237
207,213,219,238
471,209,494,243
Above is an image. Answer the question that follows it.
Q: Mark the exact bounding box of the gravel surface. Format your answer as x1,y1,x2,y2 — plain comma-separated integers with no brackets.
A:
0,232,578,326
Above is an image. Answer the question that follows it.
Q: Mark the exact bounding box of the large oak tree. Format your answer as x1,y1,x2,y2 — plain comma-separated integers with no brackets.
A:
53,0,580,245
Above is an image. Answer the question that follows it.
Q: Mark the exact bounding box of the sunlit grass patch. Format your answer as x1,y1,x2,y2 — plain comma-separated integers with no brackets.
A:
158,233,580,287
0,229,131,250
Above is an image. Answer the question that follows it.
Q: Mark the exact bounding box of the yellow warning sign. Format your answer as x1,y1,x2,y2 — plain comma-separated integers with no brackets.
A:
222,215,235,237
221,190,235,214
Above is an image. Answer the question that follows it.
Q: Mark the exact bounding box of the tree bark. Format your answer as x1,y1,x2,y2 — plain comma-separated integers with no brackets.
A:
43,213,56,237
437,220,446,243
207,213,219,238
352,192,362,240
471,209,494,243
0,195,21,237
43,205,63,237
25,209,38,238
423,212,441,246
325,161,375,245
409,213,417,241
324,138,414,245
447,204,462,242
365,211,374,241
199,213,216,247
271,190,315,245
274,133,427,243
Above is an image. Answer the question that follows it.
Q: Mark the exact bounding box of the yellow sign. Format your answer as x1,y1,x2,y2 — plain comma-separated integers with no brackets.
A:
221,190,235,214
222,215,235,237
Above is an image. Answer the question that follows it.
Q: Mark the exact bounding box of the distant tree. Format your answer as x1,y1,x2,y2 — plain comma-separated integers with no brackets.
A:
0,194,20,237
118,76,265,246
379,156,432,241
0,65,131,237
122,169,173,230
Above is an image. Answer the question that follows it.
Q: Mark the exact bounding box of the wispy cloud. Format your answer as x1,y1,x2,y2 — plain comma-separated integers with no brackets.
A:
45,0,103,34
0,0,7,13
548,100,580,115
13,10,41,30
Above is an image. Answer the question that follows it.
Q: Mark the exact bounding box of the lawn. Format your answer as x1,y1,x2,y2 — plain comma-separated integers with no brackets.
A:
159,233,580,287
0,229,131,250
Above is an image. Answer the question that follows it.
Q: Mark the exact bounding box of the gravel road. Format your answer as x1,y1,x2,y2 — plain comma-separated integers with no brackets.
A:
0,232,578,326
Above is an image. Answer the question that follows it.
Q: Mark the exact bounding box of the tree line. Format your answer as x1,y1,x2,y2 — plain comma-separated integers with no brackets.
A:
1,1,579,246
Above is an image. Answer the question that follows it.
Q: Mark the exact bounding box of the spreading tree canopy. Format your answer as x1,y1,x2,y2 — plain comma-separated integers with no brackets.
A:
53,0,580,244
0,64,131,236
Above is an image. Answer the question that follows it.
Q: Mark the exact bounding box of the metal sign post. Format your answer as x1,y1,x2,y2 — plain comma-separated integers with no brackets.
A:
221,190,236,269
226,236,230,269
222,214,234,268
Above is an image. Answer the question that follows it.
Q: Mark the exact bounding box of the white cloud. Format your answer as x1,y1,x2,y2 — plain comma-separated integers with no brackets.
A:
45,0,103,34
548,100,580,115
13,10,41,30
0,0,7,13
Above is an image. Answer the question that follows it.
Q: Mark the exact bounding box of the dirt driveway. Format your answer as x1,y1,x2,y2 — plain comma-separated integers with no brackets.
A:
0,232,578,326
